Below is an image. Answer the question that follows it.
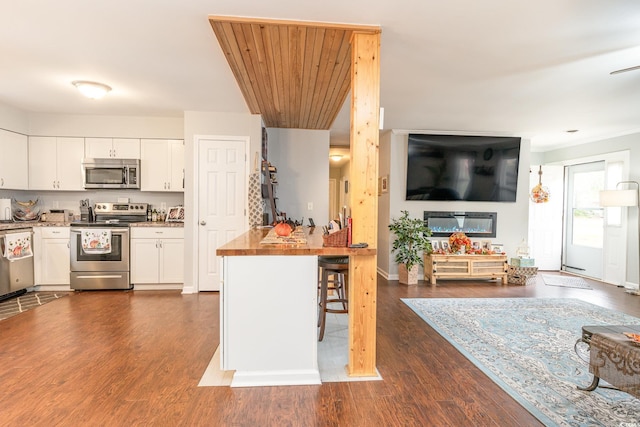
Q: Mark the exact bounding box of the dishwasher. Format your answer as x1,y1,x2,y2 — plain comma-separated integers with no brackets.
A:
0,228,35,300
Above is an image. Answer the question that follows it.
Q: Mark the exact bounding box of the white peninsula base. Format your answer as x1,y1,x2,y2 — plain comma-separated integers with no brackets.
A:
221,255,321,387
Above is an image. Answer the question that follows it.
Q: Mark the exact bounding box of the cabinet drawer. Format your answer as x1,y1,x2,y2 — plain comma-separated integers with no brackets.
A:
131,227,183,239
40,227,70,238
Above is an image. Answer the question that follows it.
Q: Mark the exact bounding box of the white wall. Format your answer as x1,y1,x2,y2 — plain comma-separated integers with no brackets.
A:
183,111,263,292
266,128,330,226
0,101,29,134
380,132,532,279
28,113,183,138
376,131,392,277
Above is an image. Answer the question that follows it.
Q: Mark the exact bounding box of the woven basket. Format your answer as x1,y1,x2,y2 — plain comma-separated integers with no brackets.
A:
322,227,348,247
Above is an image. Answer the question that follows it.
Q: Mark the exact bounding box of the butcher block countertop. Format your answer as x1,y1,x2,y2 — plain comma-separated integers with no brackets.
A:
217,227,376,256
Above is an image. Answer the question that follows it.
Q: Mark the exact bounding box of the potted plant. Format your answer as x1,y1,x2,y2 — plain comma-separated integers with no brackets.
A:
389,210,432,285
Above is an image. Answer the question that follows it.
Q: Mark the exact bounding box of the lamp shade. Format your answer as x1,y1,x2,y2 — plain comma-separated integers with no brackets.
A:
599,189,639,207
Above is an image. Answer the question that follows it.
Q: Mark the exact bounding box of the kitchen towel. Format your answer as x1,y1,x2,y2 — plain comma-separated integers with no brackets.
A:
81,229,112,254
2,231,33,261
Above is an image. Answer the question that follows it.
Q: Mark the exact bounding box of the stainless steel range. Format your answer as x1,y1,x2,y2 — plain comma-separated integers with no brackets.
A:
70,202,148,290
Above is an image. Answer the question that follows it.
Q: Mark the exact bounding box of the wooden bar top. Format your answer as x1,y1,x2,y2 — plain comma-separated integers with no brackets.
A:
216,227,377,256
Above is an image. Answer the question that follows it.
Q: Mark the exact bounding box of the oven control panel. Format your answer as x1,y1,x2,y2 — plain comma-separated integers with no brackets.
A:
94,202,148,215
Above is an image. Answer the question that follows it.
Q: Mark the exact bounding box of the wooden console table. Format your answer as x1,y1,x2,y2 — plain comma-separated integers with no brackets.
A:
423,254,508,285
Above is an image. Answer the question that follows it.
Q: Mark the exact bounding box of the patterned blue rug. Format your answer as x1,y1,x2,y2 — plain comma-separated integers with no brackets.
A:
402,298,640,426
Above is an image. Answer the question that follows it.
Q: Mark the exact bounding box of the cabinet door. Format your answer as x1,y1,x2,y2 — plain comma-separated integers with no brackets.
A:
84,137,113,158
130,239,160,283
159,239,184,283
28,137,59,190
41,238,71,284
0,130,28,190
112,138,140,159
140,139,169,191
56,137,85,190
168,140,184,191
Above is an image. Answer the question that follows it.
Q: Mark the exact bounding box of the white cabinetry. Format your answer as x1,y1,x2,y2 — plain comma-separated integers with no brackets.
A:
0,129,28,190
131,227,184,288
85,137,140,159
33,227,71,290
140,139,184,191
28,137,85,190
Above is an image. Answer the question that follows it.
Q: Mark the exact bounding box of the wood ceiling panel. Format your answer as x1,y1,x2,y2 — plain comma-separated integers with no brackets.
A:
209,16,379,130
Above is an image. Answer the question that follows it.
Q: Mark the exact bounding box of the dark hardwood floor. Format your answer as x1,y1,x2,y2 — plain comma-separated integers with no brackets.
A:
1,273,638,426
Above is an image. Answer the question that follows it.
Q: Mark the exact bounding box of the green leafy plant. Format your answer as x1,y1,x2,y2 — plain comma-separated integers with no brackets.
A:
388,210,433,271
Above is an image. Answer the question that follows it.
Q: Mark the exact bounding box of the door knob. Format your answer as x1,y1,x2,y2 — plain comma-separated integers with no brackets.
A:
200,220,206,225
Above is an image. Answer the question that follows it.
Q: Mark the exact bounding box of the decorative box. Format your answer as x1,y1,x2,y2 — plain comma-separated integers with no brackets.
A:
507,265,538,285
510,257,535,267
508,274,537,286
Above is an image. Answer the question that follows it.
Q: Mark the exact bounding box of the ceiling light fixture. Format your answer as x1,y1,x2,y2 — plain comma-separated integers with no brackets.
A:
330,155,343,162
72,80,112,99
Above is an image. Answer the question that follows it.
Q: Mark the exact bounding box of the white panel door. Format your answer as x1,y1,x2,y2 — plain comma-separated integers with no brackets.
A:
563,162,605,279
198,138,247,291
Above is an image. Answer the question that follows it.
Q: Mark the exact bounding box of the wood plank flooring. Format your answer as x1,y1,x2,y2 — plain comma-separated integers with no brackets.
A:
1,273,638,426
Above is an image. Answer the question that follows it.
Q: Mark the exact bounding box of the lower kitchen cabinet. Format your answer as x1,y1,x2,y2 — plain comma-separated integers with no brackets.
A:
130,227,184,288
33,227,71,290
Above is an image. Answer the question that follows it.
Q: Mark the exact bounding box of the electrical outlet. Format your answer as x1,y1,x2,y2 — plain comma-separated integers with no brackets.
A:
307,202,313,210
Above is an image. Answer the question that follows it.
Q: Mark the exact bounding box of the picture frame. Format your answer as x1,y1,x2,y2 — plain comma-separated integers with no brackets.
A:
431,240,440,251
491,244,505,254
440,241,450,252
166,206,184,222
482,240,492,250
471,240,481,251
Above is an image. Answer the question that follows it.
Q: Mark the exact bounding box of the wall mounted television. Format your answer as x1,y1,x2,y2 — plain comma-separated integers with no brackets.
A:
406,134,521,202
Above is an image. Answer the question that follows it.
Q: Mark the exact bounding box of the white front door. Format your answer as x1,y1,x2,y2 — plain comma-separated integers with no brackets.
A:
198,137,247,291
563,161,605,279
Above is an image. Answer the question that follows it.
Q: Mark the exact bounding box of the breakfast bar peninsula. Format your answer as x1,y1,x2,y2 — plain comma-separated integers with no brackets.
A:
216,227,376,387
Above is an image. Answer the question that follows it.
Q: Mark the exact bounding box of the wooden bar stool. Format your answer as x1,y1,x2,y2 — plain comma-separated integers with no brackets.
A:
318,256,349,341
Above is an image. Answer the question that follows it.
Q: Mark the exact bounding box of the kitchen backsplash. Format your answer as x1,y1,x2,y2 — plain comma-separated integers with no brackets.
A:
0,189,184,219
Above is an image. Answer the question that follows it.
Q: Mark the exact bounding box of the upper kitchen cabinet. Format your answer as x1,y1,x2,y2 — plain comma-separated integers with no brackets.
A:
0,129,29,190
28,137,85,191
85,137,140,159
140,139,184,192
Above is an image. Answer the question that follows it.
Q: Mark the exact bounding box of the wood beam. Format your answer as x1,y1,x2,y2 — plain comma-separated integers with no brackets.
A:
348,31,380,377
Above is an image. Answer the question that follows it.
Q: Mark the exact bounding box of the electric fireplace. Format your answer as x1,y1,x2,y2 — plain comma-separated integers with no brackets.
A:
423,211,497,238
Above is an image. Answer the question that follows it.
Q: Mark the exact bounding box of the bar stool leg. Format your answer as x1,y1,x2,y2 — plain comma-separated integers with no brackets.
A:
318,268,330,341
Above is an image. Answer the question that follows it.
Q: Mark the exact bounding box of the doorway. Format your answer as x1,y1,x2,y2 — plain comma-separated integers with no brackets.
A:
563,161,605,279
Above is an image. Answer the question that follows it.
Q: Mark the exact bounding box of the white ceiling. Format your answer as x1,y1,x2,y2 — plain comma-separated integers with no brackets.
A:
2,1,640,153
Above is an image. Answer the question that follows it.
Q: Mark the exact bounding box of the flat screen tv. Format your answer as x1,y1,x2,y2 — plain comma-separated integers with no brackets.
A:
406,134,521,202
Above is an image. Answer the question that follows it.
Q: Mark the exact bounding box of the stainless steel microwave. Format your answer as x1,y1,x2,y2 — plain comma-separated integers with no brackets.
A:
82,158,140,189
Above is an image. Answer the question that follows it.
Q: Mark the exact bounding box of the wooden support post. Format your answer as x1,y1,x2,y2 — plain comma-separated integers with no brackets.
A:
348,30,380,377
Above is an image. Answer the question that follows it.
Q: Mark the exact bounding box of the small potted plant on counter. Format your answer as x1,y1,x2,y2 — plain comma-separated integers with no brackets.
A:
389,210,432,285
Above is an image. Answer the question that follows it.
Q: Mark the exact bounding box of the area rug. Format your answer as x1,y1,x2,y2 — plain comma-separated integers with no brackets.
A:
402,298,640,426
0,292,68,321
542,275,592,289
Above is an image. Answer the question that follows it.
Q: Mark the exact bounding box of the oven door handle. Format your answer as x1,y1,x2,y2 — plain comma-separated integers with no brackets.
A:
75,274,125,279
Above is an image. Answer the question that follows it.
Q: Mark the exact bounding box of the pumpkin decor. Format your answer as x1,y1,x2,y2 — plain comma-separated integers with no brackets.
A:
274,221,293,237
